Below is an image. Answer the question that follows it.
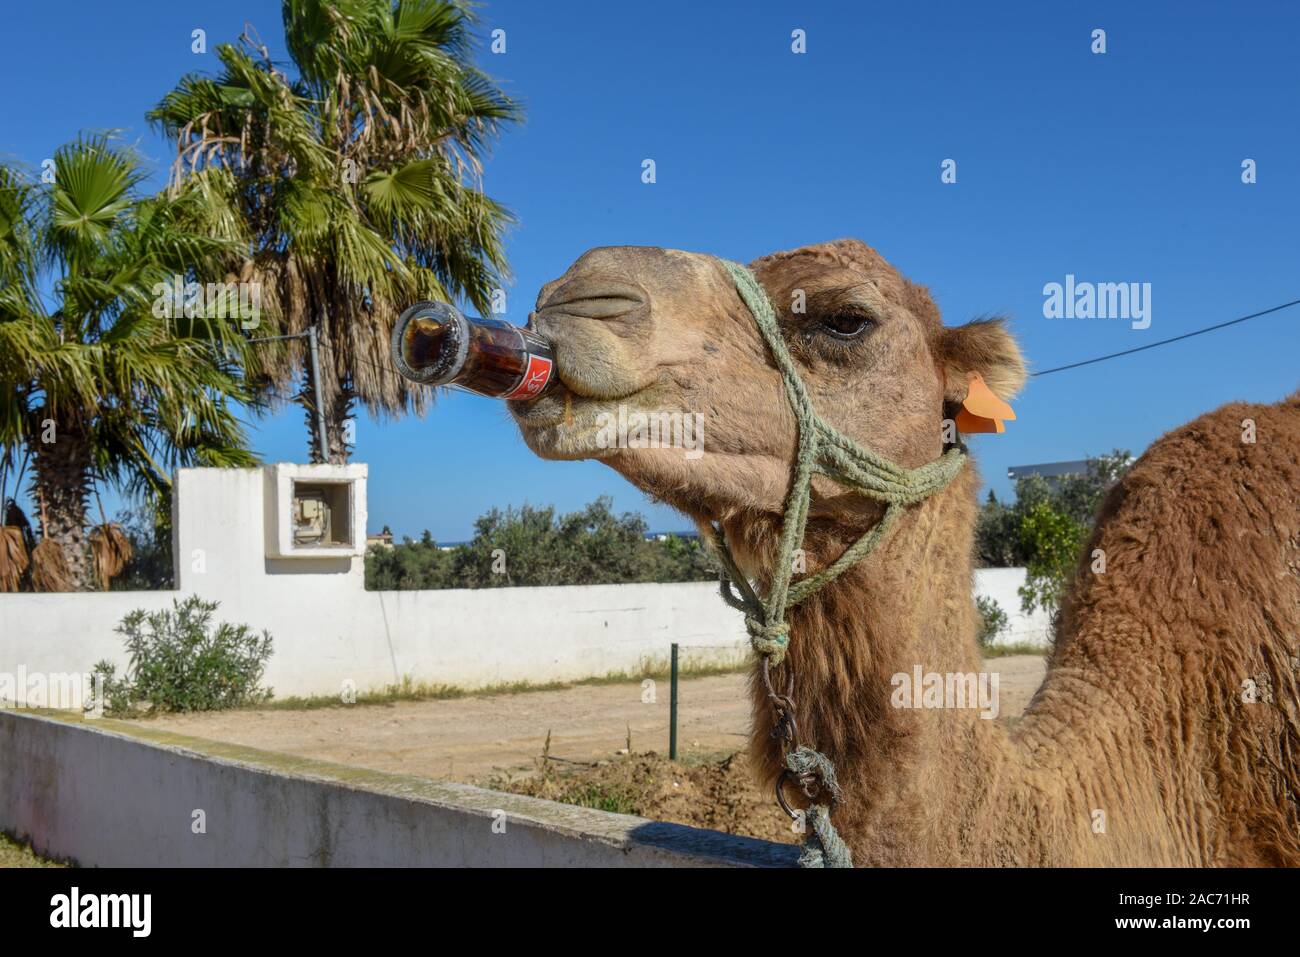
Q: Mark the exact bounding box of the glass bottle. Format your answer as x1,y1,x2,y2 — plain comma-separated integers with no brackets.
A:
390,301,555,400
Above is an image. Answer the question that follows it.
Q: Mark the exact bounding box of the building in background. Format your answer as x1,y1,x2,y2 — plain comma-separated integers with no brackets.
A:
1007,460,1092,487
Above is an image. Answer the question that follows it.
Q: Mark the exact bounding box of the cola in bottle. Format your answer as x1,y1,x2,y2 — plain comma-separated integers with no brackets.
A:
390,301,555,400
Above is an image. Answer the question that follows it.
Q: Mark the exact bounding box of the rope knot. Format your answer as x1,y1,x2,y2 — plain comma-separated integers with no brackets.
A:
784,747,854,868
745,616,789,664
784,745,844,807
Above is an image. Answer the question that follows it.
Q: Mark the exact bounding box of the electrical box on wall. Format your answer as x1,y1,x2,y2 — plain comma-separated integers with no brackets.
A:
265,463,367,559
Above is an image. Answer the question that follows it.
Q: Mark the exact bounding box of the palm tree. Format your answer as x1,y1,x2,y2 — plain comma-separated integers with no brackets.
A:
0,136,258,590
149,0,521,463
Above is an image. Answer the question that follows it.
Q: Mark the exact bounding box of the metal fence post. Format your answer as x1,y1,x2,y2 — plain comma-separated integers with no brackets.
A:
669,642,679,760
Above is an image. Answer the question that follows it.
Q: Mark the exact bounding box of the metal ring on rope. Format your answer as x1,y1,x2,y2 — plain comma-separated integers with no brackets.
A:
774,770,800,821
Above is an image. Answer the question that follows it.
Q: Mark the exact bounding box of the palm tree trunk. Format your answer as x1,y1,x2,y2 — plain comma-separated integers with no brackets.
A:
30,411,95,591
324,385,355,464
299,366,354,465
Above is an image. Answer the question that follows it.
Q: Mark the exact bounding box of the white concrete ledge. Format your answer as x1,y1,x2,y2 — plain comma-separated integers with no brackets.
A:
0,709,797,868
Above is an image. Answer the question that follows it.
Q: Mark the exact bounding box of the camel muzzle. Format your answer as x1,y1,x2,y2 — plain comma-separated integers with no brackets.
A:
527,257,666,401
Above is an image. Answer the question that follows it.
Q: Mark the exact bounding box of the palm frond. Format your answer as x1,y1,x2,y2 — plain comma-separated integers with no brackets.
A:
0,524,29,592
89,521,132,589
30,537,72,592
150,0,521,432
47,134,147,273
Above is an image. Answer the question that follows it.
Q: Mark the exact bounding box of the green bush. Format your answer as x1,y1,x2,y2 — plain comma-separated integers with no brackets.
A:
93,596,273,714
973,491,1024,568
975,595,1009,649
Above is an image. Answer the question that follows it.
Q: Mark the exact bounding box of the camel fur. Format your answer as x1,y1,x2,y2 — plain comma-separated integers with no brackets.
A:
509,238,1300,866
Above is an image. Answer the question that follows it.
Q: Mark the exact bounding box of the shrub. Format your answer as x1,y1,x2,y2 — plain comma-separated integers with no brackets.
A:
974,491,1024,568
975,595,1009,649
88,660,135,715
93,596,273,714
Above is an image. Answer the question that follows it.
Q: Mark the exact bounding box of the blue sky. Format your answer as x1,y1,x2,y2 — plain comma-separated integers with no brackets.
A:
3,1,1297,541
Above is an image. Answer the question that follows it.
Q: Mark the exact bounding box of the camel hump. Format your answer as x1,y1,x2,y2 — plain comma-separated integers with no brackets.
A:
1050,395,1300,865
1129,392,1300,504
1062,393,1300,656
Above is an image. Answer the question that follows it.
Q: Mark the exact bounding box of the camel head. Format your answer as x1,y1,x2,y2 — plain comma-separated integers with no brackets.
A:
512,240,1300,868
510,239,1026,538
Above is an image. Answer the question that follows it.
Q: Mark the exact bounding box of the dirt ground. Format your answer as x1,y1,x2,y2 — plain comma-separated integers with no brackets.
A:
135,655,1047,843
140,656,1046,780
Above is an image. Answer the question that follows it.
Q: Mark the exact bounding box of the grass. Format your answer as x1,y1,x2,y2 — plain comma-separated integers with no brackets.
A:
980,641,1051,658
488,739,655,818
560,784,642,815
0,832,65,868
113,642,1046,716
214,653,751,713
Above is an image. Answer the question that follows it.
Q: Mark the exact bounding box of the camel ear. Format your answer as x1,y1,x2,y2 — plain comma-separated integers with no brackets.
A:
937,317,1026,404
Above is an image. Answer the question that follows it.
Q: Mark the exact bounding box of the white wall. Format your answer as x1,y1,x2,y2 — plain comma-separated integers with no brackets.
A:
973,567,1053,647
0,709,797,867
0,466,1050,703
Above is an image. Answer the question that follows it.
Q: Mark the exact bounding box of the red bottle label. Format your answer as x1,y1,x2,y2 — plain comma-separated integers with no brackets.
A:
502,353,554,400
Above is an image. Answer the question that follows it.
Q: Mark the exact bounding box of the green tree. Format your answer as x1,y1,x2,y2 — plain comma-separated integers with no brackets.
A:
1016,501,1090,616
974,489,1023,567
984,451,1133,617
452,497,666,587
364,496,720,590
1030,451,1133,527
149,0,521,463
973,452,1134,620
364,527,453,589
0,137,257,590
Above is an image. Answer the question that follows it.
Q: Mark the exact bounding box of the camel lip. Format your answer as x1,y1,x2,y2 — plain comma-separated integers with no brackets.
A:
507,379,571,423
506,376,652,428
535,276,647,320
506,387,618,463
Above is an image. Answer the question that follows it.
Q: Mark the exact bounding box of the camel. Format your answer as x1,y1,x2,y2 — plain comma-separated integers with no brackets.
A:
508,239,1300,866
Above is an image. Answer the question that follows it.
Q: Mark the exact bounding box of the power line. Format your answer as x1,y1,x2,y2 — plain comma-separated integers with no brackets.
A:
305,295,1300,383
1031,297,1300,377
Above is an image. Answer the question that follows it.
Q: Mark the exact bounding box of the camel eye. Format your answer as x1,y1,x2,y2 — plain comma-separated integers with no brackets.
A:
819,310,874,340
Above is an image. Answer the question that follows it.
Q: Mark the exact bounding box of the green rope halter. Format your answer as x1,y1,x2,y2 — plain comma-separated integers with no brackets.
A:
709,259,968,869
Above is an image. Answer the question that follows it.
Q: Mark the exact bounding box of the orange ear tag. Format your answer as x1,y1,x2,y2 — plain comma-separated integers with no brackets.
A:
955,407,1005,433
963,373,1015,420
956,373,1014,434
